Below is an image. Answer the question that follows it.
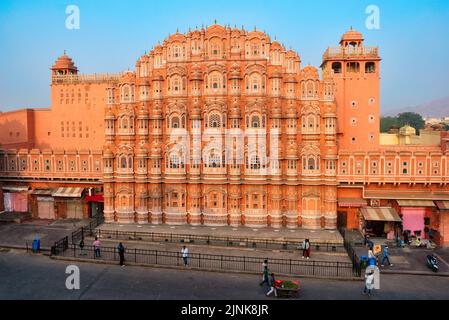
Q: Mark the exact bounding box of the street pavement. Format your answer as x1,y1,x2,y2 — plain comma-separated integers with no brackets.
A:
1,250,449,300
0,219,89,250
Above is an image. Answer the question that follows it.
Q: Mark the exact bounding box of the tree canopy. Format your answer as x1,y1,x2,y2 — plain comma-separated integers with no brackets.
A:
380,112,425,133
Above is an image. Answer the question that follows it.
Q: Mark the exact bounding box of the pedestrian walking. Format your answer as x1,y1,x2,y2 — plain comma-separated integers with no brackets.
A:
363,270,375,296
266,273,277,297
93,237,101,258
380,246,393,267
302,239,311,259
117,242,125,267
181,245,189,267
259,265,270,287
368,247,376,266
262,259,268,268
79,237,86,256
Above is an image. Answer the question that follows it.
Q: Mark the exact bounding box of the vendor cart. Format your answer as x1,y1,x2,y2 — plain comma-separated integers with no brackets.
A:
274,280,300,298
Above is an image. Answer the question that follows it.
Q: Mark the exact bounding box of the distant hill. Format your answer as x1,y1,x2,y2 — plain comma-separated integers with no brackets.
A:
383,96,449,118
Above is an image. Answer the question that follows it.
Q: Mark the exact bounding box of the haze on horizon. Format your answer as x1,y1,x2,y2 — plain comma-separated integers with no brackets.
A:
0,0,448,114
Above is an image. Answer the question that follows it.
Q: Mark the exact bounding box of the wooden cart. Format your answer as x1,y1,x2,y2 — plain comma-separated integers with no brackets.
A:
274,280,300,299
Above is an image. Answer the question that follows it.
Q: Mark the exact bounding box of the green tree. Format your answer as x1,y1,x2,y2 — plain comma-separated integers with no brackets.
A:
380,116,398,133
397,112,425,131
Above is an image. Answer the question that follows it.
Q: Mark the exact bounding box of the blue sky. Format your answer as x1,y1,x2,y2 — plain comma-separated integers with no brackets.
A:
0,0,448,113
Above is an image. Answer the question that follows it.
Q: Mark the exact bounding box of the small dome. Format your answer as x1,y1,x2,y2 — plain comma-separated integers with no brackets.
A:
341,28,364,42
399,125,416,136
51,53,78,72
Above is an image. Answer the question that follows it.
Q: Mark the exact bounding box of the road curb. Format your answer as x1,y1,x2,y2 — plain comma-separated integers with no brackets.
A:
0,244,51,255
50,255,363,282
380,270,449,277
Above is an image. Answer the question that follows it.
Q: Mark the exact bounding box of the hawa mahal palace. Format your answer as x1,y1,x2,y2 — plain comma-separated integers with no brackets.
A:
1,24,448,245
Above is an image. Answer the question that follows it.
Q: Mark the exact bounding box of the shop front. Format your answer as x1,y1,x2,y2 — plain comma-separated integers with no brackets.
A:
52,187,86,219
2,185,30,212
337,198,368,230
435,201,449,246
32,189,55,220
396,200,436,240
85,194,104,218
360,207,402,239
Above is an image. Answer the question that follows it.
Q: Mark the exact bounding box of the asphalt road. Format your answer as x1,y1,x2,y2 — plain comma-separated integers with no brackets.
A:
1,250,449,300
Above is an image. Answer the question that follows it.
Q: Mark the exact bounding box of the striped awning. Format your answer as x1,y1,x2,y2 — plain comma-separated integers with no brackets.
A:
2,185,30,192
338,198,368,208
32,189,53,196
360,207,402,222
52,187,84,198
435,201,449,210
397,200,436,207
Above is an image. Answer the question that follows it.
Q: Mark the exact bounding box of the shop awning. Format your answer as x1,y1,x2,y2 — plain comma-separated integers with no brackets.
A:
360,207,402,222
31,189,53,196
396,200,436,207
435,201,449,210
338,198,368,208
52,187,84,198
2,185,30,192
365,190,449,201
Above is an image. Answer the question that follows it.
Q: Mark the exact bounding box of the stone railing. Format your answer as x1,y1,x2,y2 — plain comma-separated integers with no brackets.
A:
323,46,378,60
51,73,123,84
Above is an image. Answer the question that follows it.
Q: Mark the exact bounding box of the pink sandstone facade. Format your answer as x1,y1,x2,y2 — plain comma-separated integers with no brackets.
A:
1,25,449,245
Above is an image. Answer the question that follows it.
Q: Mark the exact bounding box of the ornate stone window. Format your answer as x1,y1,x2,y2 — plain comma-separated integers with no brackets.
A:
209,113,221,128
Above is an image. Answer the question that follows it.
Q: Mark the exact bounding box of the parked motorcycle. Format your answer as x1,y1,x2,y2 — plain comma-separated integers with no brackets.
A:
426,254,439,272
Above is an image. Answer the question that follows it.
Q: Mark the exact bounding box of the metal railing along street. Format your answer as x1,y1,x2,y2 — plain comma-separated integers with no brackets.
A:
56,244,358,279
87,229,346,253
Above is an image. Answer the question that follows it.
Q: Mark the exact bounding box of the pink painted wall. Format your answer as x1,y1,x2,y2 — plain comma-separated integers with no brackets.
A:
401,207,425,236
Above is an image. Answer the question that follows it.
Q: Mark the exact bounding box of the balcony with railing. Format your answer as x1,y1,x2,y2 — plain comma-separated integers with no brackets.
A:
323,46,379,60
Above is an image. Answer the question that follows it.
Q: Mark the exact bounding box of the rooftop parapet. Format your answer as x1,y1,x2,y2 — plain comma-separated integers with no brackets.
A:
322,46,379,60
51,73,124,84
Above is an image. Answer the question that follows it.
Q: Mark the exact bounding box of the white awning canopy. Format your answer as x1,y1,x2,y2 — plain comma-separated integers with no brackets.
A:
2,186,30,192
52,187,84,198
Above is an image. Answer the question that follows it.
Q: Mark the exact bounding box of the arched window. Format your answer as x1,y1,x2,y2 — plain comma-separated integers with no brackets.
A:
308,157,315,170
332,62,342,74
170,154,179,169
209,113,221,128
122,117,128,129
209,71,224,91
250,73,261,92
365,62,376,73
250,154,260,170
209,151,221,168
307,115,315,129
251,115,260,128
171,116,180,129
120,157,127,169
173,45,181,58
306,81,314,97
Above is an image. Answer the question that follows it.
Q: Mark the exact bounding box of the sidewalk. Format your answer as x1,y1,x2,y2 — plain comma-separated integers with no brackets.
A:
0,219,90,251
97,223,344,244
83,237,351,263
354,244,449,275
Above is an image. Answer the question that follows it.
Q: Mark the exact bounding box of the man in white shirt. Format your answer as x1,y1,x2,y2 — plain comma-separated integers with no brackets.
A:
181,246,189,267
